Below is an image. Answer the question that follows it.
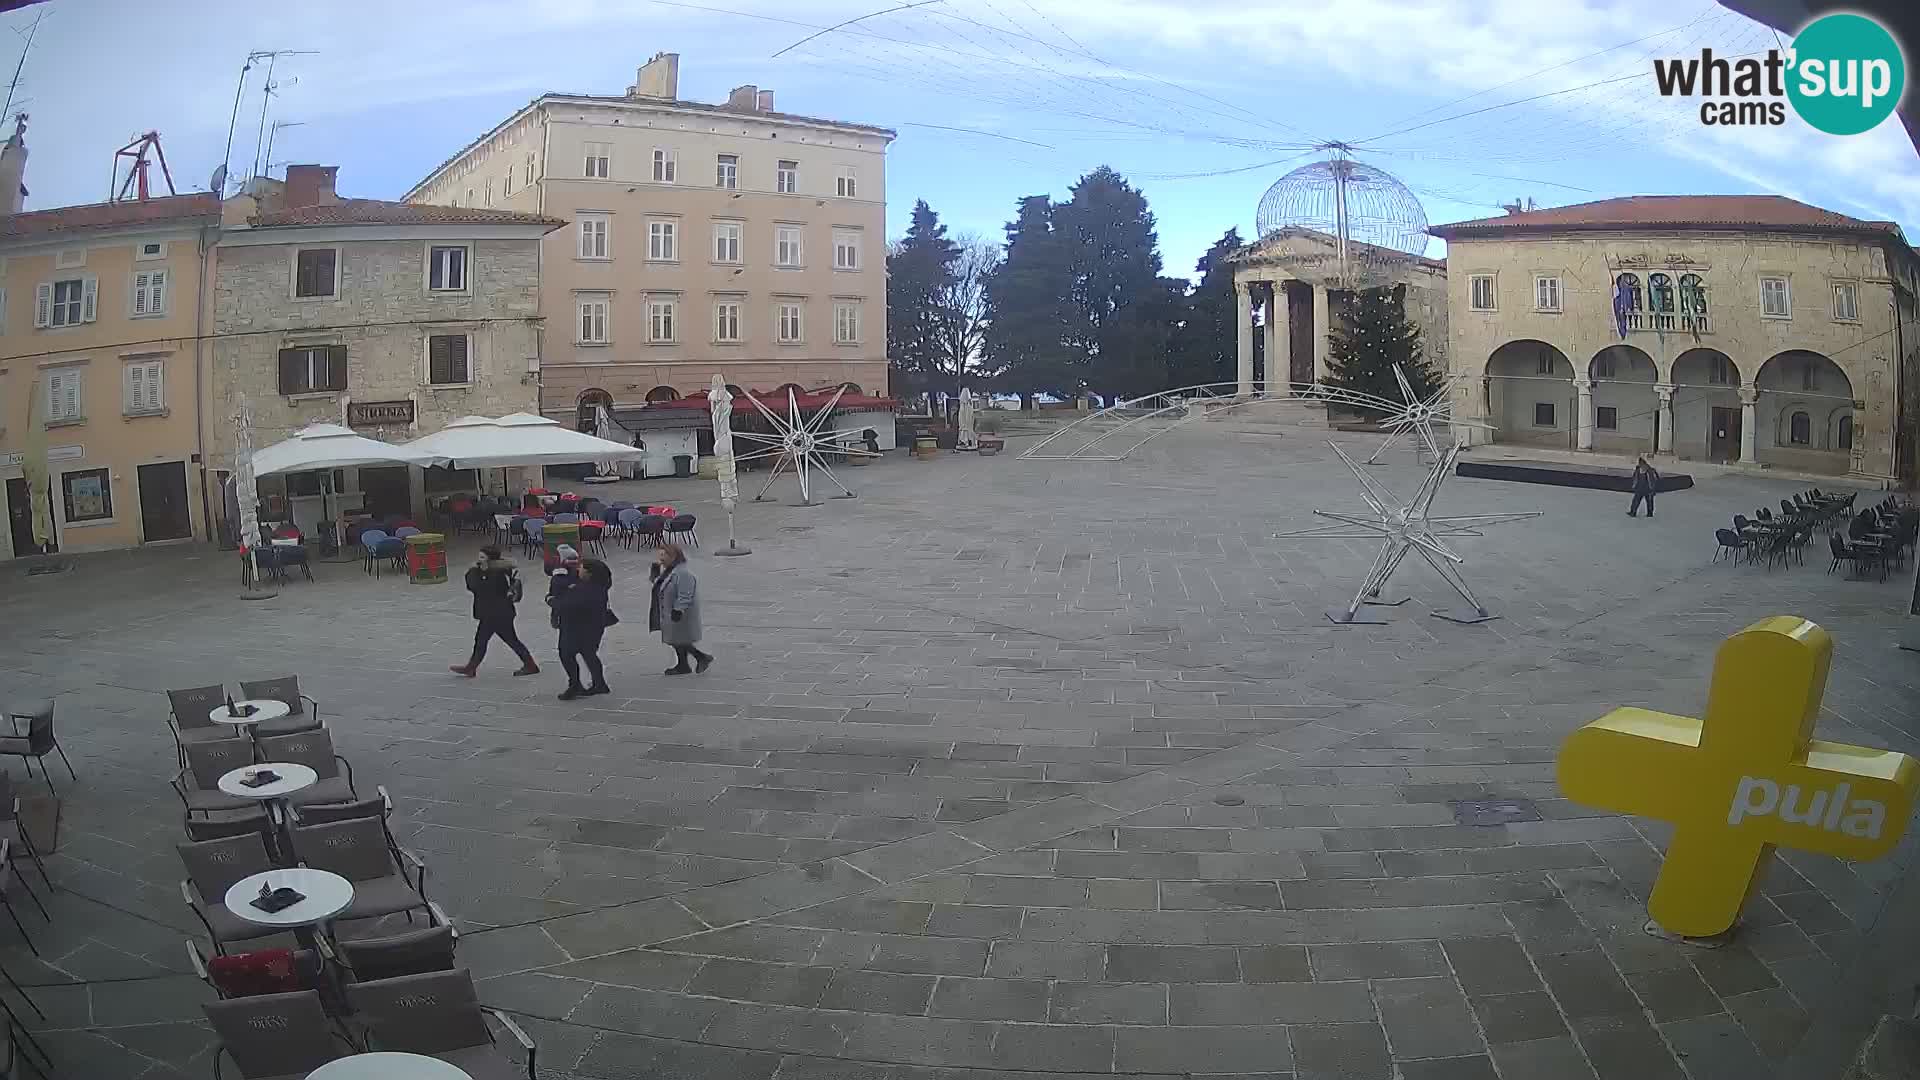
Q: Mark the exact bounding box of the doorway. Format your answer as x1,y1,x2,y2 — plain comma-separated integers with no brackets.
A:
6,477,55,556
1709,406,1741,463
358,466,412,520
1287,283,1314,388
137,462,193,543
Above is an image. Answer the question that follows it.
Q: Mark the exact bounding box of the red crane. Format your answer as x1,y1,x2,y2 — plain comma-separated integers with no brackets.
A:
110,131,177,202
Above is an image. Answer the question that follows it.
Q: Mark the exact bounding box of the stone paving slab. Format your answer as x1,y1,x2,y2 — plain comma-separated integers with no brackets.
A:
0,425,1915,1078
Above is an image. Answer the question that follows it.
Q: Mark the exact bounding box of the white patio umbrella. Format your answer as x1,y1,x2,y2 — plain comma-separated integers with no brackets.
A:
403,413,645,469
251,423,447,477
957,389,978,451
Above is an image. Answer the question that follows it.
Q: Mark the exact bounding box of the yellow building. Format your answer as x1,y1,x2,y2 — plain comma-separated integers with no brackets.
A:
0,120,218,557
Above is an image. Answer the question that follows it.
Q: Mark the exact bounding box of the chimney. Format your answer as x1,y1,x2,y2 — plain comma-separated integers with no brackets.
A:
726,85,759,111
0,113,28,216
629,52,680,99
282,164,339,208
755,89,775,113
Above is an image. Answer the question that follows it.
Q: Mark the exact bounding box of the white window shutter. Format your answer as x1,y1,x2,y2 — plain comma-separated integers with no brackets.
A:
81,277,98,323
133,274,149,316
151,271,167,314
145,363,163,409
125,364,142,409
34,283,50,328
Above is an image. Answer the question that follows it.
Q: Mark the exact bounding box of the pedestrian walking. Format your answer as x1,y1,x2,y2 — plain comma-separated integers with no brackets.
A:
553,556,616,700
450,545,539,677
1628,457,1660,518
649,543,713,675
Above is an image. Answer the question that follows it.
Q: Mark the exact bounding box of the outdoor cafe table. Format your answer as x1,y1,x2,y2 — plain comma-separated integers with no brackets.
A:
309,1052,473,1080
207,699,291,737
224,867,353,952
218,762,317,846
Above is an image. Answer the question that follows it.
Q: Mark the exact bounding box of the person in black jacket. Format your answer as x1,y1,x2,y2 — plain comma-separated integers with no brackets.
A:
451,545,538,677
553,556,614,700
1628,457,1660,518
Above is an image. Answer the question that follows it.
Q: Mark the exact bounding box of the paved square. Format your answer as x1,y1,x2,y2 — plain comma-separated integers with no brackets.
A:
1,416,1915,1079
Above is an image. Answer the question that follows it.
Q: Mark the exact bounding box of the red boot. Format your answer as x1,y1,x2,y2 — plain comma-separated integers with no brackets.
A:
449,662,477,677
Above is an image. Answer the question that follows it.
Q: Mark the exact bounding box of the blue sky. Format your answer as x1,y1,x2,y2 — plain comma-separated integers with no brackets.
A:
14,0,1920,277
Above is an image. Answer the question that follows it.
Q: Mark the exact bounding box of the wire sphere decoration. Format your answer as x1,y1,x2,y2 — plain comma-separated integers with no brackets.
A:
1256,156,1430,289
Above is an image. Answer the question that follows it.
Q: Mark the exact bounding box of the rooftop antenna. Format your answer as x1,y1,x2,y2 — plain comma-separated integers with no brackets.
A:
263,120,303,178
224,49,313,191
0,10,44,124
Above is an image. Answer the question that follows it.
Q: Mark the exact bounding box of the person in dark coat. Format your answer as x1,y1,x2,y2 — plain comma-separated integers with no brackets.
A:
649,543,713,675
451,545,538,677
1628,457,1660,518
553,556,614,700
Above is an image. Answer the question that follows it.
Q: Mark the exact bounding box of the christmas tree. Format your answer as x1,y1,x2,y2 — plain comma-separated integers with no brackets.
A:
1324,284,1440,413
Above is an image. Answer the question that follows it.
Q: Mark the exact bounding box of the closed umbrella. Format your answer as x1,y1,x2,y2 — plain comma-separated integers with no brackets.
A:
18,379,52,555
958,389,978,451
232,398,273,597
709,375,749,556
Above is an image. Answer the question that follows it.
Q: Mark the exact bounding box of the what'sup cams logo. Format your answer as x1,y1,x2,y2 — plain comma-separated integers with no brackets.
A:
1654,12,1906,134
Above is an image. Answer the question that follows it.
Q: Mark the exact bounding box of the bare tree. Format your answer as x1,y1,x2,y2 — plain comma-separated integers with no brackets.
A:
933,234,1000,406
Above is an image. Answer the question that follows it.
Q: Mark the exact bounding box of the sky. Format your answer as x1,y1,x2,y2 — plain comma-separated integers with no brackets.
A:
9,0,1920,278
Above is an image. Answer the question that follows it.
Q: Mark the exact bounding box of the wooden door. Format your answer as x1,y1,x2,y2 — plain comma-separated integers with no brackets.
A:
137,461,193,542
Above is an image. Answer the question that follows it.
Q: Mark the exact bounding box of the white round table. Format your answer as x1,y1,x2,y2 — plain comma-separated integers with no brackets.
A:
308,1052,471,1079
217,762,317,801
224,868,353,953
207,699,291,731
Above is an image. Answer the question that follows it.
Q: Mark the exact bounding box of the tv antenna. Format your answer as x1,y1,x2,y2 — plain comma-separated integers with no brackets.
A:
263,120,304,177
110,132,176,202
220,49,314,193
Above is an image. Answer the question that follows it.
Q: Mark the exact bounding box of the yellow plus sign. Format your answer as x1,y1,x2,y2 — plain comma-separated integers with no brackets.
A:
1558,616,1918,939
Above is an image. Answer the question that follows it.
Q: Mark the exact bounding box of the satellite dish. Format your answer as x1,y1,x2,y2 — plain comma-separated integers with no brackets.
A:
209,164,228,195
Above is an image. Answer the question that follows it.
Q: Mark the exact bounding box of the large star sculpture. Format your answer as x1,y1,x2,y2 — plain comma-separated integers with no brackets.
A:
1275,367,1540,625
1365,366,1498,463
736,385,882,506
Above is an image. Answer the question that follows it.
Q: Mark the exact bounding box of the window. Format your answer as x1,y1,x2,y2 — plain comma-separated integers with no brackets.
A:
1593,353,1615,378
1838,414,1854,450
293,249,337,298
61,468,112,523
836,166,858,198
716,154,738,190
647,220,678,261
1468,274,1495,312
652,148,676,183
36,277,95,328
427,245,468,292
648,298,677,342
1596,406,1617,430
131,269,168,317
713,221,743,264
1533,275,1561,312
1614,273,1644,329
776,160,798,194
525,152,536,186
1533,402,1555,427
1709,356,1733,385
776,302,803,343
1789,410,1811,445
714,301,742,343
833,229,860,271
428,334,471,385
1679,273,1709,332
1761,276,1791,317
1535,352,1556,376
124,359,164,414
578,215,609,259
584,142,610,178
46,370,81,422
277,345,348,395
834,301,861,343
136,241,165,261
577,294,610,344
775,225,803,268
503,170,513,196
484,179,494,206
1833,282,1858,322
1801,358,1816,391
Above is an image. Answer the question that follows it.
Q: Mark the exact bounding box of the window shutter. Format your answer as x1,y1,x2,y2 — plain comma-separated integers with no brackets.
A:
327,346,348,391
81,277,98,322
278,349,302,395
449,335,468,382
126,363,143,409
34,283,50,327
145,362,163,409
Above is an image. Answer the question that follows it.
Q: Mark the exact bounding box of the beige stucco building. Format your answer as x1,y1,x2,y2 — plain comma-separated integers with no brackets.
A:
0,124,219,558
208,166,562,537
1431,196,1920,482
405,52,895,426
1230,228,1449,395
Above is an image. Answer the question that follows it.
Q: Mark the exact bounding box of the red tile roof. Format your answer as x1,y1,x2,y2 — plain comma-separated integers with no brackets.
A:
249,198,563,230
0,193,218,239
1431,195,1901,238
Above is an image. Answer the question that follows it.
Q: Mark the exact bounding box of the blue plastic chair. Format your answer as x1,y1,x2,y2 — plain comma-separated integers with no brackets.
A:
395,526,422,539
522,518,545,558
616,508,643,548
361,530,390,576
551,513,580,525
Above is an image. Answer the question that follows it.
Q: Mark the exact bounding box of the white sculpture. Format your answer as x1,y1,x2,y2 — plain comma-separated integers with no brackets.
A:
736,385,882,505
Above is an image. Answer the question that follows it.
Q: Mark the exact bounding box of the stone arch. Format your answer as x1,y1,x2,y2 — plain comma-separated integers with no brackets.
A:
576,388,612,433
1669,348,1742,461
1486,340,1574,448
1588,345,1656,453
1754,351,1854,473
644,385,680,403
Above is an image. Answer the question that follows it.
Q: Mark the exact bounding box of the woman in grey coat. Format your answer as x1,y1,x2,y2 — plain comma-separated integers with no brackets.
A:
649,543,713,674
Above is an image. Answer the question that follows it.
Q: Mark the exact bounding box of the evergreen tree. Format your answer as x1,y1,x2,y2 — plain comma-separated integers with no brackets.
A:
1324,284,1440,412
984,195,1075,398
886,200,960,401
1056,166,1164,400
1169,227,1244,388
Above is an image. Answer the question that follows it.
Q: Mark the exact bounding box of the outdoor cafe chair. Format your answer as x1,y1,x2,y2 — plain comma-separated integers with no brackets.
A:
289,817,436,927
255,731,357,806
616,508,644,548
1712,529,1748,564
336,923,458,983
395,526,423,540
551,512,580,524
345,968,537,1080
167,684,239,765
360,529,402,577
0,774,50,897
634,513,666,549
203,990,356,1078
579,522,606,557
177,833,281,954
0,841,45,955
184,809,276,850
239,677,324,738
187,940,325,1000
173,739,259,818
522,517,546,557
0,702,76,796
666,513,698,547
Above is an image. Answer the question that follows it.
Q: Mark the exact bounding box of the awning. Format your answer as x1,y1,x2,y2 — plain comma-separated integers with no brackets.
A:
402,413,646,468
646,389,900,415
252,423,448,477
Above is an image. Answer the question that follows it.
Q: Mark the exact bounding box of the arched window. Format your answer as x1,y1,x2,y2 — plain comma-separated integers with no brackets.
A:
576,388,612,433
1613,273,1643,331
1789,410,1812,446
1837,414,1854,450
1648,273,1676,330
840,382,863,394
644,385,679,403
1679,274,1708,332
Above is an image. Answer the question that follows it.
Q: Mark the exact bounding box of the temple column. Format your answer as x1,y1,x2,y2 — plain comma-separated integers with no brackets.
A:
1654,383,1675,455
1739,387,1758,463
1235,282,1255,397
1260,285,1281,394
1313,284,1332,382
1575,377,1595,451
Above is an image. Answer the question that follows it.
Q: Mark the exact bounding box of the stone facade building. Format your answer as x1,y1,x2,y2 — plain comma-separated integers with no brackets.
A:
403,52,894,427
1230,228,1449,396
1431,195,1920,482
209,166,561,532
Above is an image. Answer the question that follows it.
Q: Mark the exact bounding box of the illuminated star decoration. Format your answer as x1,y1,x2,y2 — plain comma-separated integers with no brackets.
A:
736,385,882,505
1365,365,1498,464
1275,368,1540,625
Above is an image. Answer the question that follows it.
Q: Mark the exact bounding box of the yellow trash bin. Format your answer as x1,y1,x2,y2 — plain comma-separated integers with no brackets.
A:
404,532,447,585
